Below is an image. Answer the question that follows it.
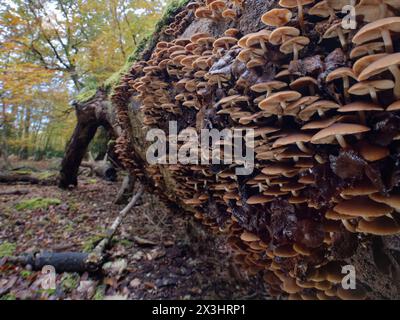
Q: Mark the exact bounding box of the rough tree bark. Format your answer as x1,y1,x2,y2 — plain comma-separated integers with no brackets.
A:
59,88,120,189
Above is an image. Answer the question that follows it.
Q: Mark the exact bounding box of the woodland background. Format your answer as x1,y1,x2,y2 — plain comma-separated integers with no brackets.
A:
0,0,172,163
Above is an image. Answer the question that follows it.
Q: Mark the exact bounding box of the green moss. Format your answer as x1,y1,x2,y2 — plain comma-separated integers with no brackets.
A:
0,241,16,258
93,285,106,300
61,273,79,291
20,270,33,279
75,88,98,103
0,294,16,300
82,234,104,252
15,198,61,211
154,0,190,34
34,171,57,180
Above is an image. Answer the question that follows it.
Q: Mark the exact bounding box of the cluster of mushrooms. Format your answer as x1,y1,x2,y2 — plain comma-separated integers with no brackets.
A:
113,0,400,299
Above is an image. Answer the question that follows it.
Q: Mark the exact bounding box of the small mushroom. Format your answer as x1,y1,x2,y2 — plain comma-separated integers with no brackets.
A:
311,123,370,148
326,67,357,102
246,30,271,53
334,196,393,218
356,216,400,235
222,9,237,21
323,22,351,49
251,81,287,98
290,76,318,95
308,0,335,20
298,100,340,120
353,53,388,77
350,41,385,59
348,80,394,104
279,0,315,31
358,53,400,99
259,91,302,119
337,101,384,124
272,133,313,153
269,27,300,45
261,8,292,27
280,36,310,61
357,140,389,161
352,17,400,53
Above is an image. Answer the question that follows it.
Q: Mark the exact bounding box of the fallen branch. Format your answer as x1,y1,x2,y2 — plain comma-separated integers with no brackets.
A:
5,186,144,272
0,172,54,185
0,189,30,196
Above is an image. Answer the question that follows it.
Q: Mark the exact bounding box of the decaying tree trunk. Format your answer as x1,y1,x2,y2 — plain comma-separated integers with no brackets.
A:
80,153,117,182
59,0,400,299
59,89,120,189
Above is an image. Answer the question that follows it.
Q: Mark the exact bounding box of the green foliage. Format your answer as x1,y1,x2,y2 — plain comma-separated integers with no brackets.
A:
0,294,16,300
20,270,33,279
155,0,190,34
76,89,98,103
61,273,79,291
82,234,104,252
0,241,16,257
93,285,106,300
15,198,61,211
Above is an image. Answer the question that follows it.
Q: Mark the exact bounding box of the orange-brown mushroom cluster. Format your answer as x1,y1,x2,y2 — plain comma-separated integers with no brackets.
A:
112,0,400,299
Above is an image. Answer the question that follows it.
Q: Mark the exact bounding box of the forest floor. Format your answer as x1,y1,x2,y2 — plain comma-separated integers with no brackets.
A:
0,161,268,300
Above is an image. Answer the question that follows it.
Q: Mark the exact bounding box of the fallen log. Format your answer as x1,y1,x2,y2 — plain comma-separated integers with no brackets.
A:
0,172,55,186
80,160,117,182
0,189,30,196
5,186,144,272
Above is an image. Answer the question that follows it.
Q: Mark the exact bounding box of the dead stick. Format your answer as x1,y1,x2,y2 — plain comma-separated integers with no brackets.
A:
5,186,144,272
89,186,144,262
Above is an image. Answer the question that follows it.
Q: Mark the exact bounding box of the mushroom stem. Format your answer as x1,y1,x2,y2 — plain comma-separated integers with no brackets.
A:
217,78,222,89
296,141,311,154
381,29,394,53
368,87,379,104
358,111,367,125
315,154,325,164
317,108,326,118
389,65,400,99
292,44,299,61
343,76,350,103
259,40,267,53
336,28,347,49
297,1,304,32
309,85,315,96
335,134,348,148
379,3,387,19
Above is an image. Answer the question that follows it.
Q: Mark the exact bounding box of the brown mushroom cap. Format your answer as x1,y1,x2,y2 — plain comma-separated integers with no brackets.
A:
240,231,260,242
358,53,400,98
323,22,350,48
357,140,389,162
334,196,393,218
259,91,302,111
246,194,274,204
290,76,318,91
353,53,388,77
387,100,400,111
337,286,367,300
353,17,400,53
350,41,385,59
311,123,370,146
369,193,400,209
261,8,292,27
222,8,237,20
309,0,335,17
251,81,287,93
273,133,312,148
280,36,310,60
326,67,357,83
348,80,394,103
269,27,300,45
357,216,400,235
298,100,340,121
337,101,383,113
